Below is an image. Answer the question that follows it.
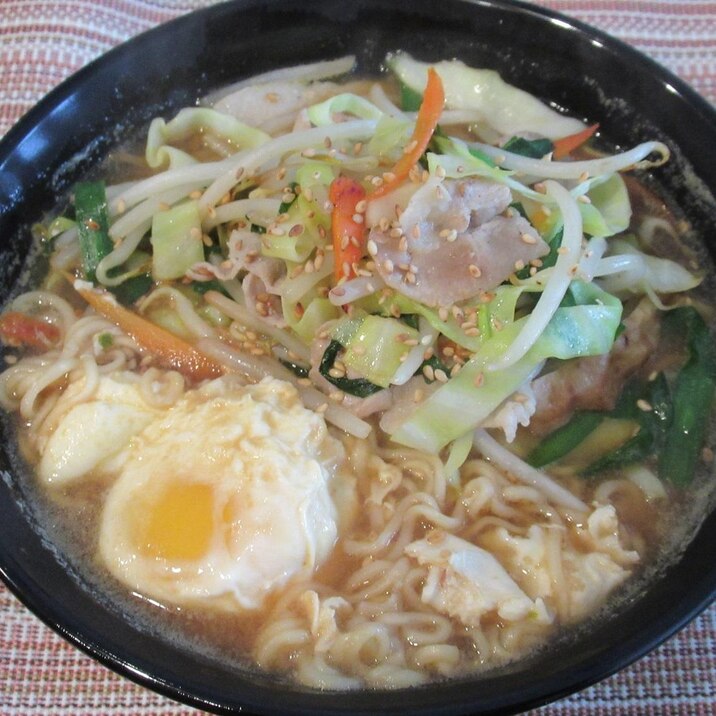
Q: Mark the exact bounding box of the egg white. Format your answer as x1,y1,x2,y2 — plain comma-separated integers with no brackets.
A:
98,376,350,611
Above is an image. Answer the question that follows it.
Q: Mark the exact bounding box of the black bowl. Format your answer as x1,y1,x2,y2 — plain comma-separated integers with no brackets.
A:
0,1,715,714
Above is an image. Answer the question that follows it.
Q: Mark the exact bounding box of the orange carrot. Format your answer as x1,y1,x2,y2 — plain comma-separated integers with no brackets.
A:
329,176,367,280
0,312,60,350
553,123,599,159
76,285,224,381
370,67,445,200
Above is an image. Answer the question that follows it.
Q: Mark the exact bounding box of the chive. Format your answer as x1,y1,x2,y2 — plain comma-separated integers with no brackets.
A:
74,181,113,283
319,339,383,398
109,274,153,305
502,136,554,159
399,314,420,331
583,374,671,476
191,279,229,297
527,412,603,467
399,82,423,111
658,307,716,486
279,358,310,379
278,181,299,214
97,332,114,350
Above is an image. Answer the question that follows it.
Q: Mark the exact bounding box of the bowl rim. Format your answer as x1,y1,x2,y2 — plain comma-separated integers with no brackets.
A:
0,1,715,714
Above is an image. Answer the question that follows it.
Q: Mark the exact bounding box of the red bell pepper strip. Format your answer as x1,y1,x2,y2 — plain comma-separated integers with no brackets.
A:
370,67,445,200
329,176,367,280
0,312,60,350
553,123,599,159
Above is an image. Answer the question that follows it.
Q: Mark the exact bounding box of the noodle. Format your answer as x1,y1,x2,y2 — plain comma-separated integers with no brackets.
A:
0,53,710,693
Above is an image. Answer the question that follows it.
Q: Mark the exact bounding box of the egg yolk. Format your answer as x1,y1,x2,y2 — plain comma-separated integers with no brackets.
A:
141,482,214,561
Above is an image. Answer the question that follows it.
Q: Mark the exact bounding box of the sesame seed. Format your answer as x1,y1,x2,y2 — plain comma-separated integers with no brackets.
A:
305,260,315,274
316,403,328,414
314,250,325,270
342,261,351,276
405,272,417,284
303,148,317,158
577,194,592,204
473,372,484,387
435,165,447,179
434,369,448,383
438,307,449,322
413,388,424,402
637,399,653,412
389,227,403,239
235,167,245,181
352,213,364,224
404,139,418,154
464,327,480,336
468,264,482,278
399,236,408,252
578,171,590,182
383,259,394,273
324,136,332,149
534,182,547,193
329,390,344,402
514,259,525,271
442,346,455,357
521,232,537,245
383,171,396,184
189,190,203,200
353,142,363,155
355,199,367,214
289,223,304,237
422,364,435,381
366,239,378,256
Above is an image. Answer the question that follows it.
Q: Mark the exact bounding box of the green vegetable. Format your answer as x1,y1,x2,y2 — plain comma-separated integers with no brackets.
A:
110,274,153,305
150,200,205,281
146,108,269,169
307,93,384,126
279,359,309,378
527,412,603,467
391,281,622,453
399,81,423,111
190,279,230,297
278,182,299,214
319,340,383,398
502,136,553,158
389,53,585,139
74,181,114,283
341,315,418,388
658,307,716,485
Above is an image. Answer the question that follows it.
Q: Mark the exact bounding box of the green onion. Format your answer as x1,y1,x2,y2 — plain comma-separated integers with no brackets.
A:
658,307,716,486
74,181,113,283
527,412,603,467
502,136,554,158
279,358,309,378
319,340,383,398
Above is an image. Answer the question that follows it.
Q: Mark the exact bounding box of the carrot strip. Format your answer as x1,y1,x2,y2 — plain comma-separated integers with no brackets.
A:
76,285,224,381
329,176,367,280
0,312,60,350
370,67,445,200
553,123,599,159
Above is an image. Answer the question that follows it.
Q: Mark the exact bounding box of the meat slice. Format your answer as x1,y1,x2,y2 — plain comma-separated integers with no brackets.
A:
370,177,548,307
529,299,660,435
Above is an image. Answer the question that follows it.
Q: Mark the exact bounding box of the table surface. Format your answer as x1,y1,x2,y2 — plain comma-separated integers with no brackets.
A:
0,1,715,714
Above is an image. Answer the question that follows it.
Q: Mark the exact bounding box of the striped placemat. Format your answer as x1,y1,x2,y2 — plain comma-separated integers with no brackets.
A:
0,1,714,714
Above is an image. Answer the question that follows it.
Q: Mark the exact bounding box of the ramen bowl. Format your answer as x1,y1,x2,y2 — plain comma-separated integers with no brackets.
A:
0,0,715,714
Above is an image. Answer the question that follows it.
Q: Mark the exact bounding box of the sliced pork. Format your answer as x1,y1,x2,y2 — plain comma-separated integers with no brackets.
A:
369,177,548,307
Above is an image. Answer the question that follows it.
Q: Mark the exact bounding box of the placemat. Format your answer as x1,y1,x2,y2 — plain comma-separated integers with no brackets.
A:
0,1,714,714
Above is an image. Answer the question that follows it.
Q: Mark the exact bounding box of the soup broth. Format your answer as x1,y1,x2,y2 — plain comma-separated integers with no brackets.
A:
1,54,715,690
